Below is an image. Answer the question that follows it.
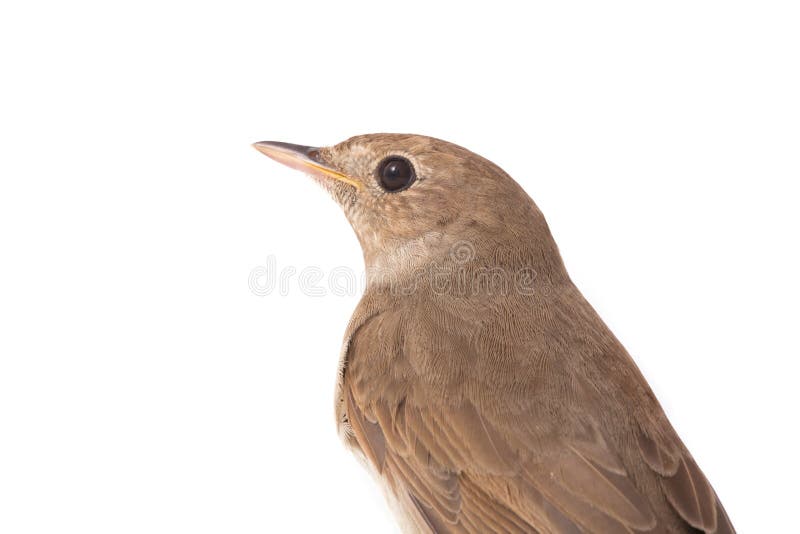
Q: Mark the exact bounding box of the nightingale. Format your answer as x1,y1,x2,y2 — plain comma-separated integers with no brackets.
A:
253,134,735,534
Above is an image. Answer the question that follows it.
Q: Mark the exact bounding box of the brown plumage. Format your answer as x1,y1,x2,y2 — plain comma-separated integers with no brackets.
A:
253,134,735,533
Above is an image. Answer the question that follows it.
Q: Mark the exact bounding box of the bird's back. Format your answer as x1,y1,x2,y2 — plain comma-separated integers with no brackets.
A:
336,280,734,533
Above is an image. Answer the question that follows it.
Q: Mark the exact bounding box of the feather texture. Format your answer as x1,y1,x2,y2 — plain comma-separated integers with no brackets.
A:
337,285,734,534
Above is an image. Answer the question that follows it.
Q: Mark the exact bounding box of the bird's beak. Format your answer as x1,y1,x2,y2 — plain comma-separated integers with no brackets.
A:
252,141,361,190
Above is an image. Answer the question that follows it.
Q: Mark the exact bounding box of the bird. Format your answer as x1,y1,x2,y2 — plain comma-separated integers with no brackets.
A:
253,134,735,534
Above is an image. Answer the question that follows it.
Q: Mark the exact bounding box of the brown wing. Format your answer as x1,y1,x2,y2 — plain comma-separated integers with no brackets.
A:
340,298,734,534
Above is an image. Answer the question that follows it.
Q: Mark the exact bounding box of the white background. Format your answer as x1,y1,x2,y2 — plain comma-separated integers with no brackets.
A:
1,1,798,532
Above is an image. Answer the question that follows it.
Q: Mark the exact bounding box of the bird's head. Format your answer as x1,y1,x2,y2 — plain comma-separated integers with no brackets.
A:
254,134,565,286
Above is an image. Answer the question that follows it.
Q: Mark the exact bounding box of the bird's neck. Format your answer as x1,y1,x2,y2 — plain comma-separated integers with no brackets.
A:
362,230,569,297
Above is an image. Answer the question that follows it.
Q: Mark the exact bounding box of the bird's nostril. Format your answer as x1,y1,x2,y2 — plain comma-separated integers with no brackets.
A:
307,148,323,163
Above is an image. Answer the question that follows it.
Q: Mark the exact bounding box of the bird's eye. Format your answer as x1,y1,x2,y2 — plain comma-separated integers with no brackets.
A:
377,157,416,192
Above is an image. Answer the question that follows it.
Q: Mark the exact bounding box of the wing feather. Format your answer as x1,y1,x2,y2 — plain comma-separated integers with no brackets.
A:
340,298,734,533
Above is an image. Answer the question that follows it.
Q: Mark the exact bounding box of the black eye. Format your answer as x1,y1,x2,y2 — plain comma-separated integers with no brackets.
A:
377,157,416,192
